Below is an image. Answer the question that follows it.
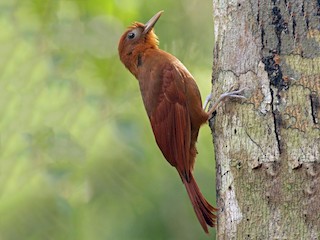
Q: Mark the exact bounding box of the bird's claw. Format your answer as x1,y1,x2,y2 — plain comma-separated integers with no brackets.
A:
221,87,247,100
203,93,213,110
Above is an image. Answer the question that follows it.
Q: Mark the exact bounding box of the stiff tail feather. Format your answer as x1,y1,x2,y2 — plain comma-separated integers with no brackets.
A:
183,174,218,233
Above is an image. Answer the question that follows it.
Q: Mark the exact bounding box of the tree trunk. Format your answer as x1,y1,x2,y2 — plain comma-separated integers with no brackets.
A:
211,1,320,239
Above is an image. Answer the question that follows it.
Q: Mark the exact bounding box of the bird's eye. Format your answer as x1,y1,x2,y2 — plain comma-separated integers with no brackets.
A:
128,32,135,39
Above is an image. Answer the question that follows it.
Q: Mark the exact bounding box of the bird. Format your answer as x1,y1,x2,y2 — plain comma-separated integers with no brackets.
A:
118,11,245,233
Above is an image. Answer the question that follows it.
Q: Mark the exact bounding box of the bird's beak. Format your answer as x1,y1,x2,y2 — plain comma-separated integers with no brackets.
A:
142,11,163,34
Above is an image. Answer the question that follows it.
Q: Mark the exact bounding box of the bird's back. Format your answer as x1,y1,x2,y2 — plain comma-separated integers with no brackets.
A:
136,49,206,122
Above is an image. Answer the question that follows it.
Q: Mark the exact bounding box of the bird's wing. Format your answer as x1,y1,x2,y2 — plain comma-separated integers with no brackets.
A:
149,62,191,180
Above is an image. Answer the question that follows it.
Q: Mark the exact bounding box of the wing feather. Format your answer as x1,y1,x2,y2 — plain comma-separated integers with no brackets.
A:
149,63,191,180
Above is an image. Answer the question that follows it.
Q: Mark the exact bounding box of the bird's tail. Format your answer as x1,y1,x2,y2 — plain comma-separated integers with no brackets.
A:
183,174,218,233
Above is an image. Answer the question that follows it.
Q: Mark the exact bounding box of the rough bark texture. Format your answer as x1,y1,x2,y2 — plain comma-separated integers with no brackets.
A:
211,1,320,239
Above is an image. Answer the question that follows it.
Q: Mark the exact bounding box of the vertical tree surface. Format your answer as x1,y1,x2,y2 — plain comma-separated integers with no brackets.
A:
211,1,320,239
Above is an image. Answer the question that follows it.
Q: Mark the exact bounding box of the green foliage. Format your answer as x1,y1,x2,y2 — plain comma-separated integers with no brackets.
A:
0,0,216,239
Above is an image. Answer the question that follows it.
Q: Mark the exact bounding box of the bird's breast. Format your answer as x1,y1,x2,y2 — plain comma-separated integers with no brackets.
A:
137,62,163,117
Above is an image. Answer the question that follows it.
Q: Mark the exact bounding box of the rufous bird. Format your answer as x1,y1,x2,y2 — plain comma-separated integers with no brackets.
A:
118,11,245,233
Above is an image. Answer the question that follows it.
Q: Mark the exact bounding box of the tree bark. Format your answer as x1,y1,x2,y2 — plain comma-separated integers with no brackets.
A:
211,1,320,239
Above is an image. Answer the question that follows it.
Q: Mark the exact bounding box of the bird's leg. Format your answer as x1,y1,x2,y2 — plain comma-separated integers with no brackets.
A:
207,88,246,119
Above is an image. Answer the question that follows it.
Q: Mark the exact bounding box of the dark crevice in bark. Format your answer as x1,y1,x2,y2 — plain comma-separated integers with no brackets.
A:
261,25,265,50
292,13,296,38
301,1,305,16
270,88,282,154
271,6,288,54
310,93,319,124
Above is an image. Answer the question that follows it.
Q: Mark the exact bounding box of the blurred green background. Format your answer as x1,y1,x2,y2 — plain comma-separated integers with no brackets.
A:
0,0,216,239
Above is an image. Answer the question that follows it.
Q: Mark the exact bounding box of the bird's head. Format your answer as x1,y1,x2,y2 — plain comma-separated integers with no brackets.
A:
118,11,163,68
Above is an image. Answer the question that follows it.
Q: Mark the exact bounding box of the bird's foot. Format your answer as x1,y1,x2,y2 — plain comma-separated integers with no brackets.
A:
207,87,247,117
